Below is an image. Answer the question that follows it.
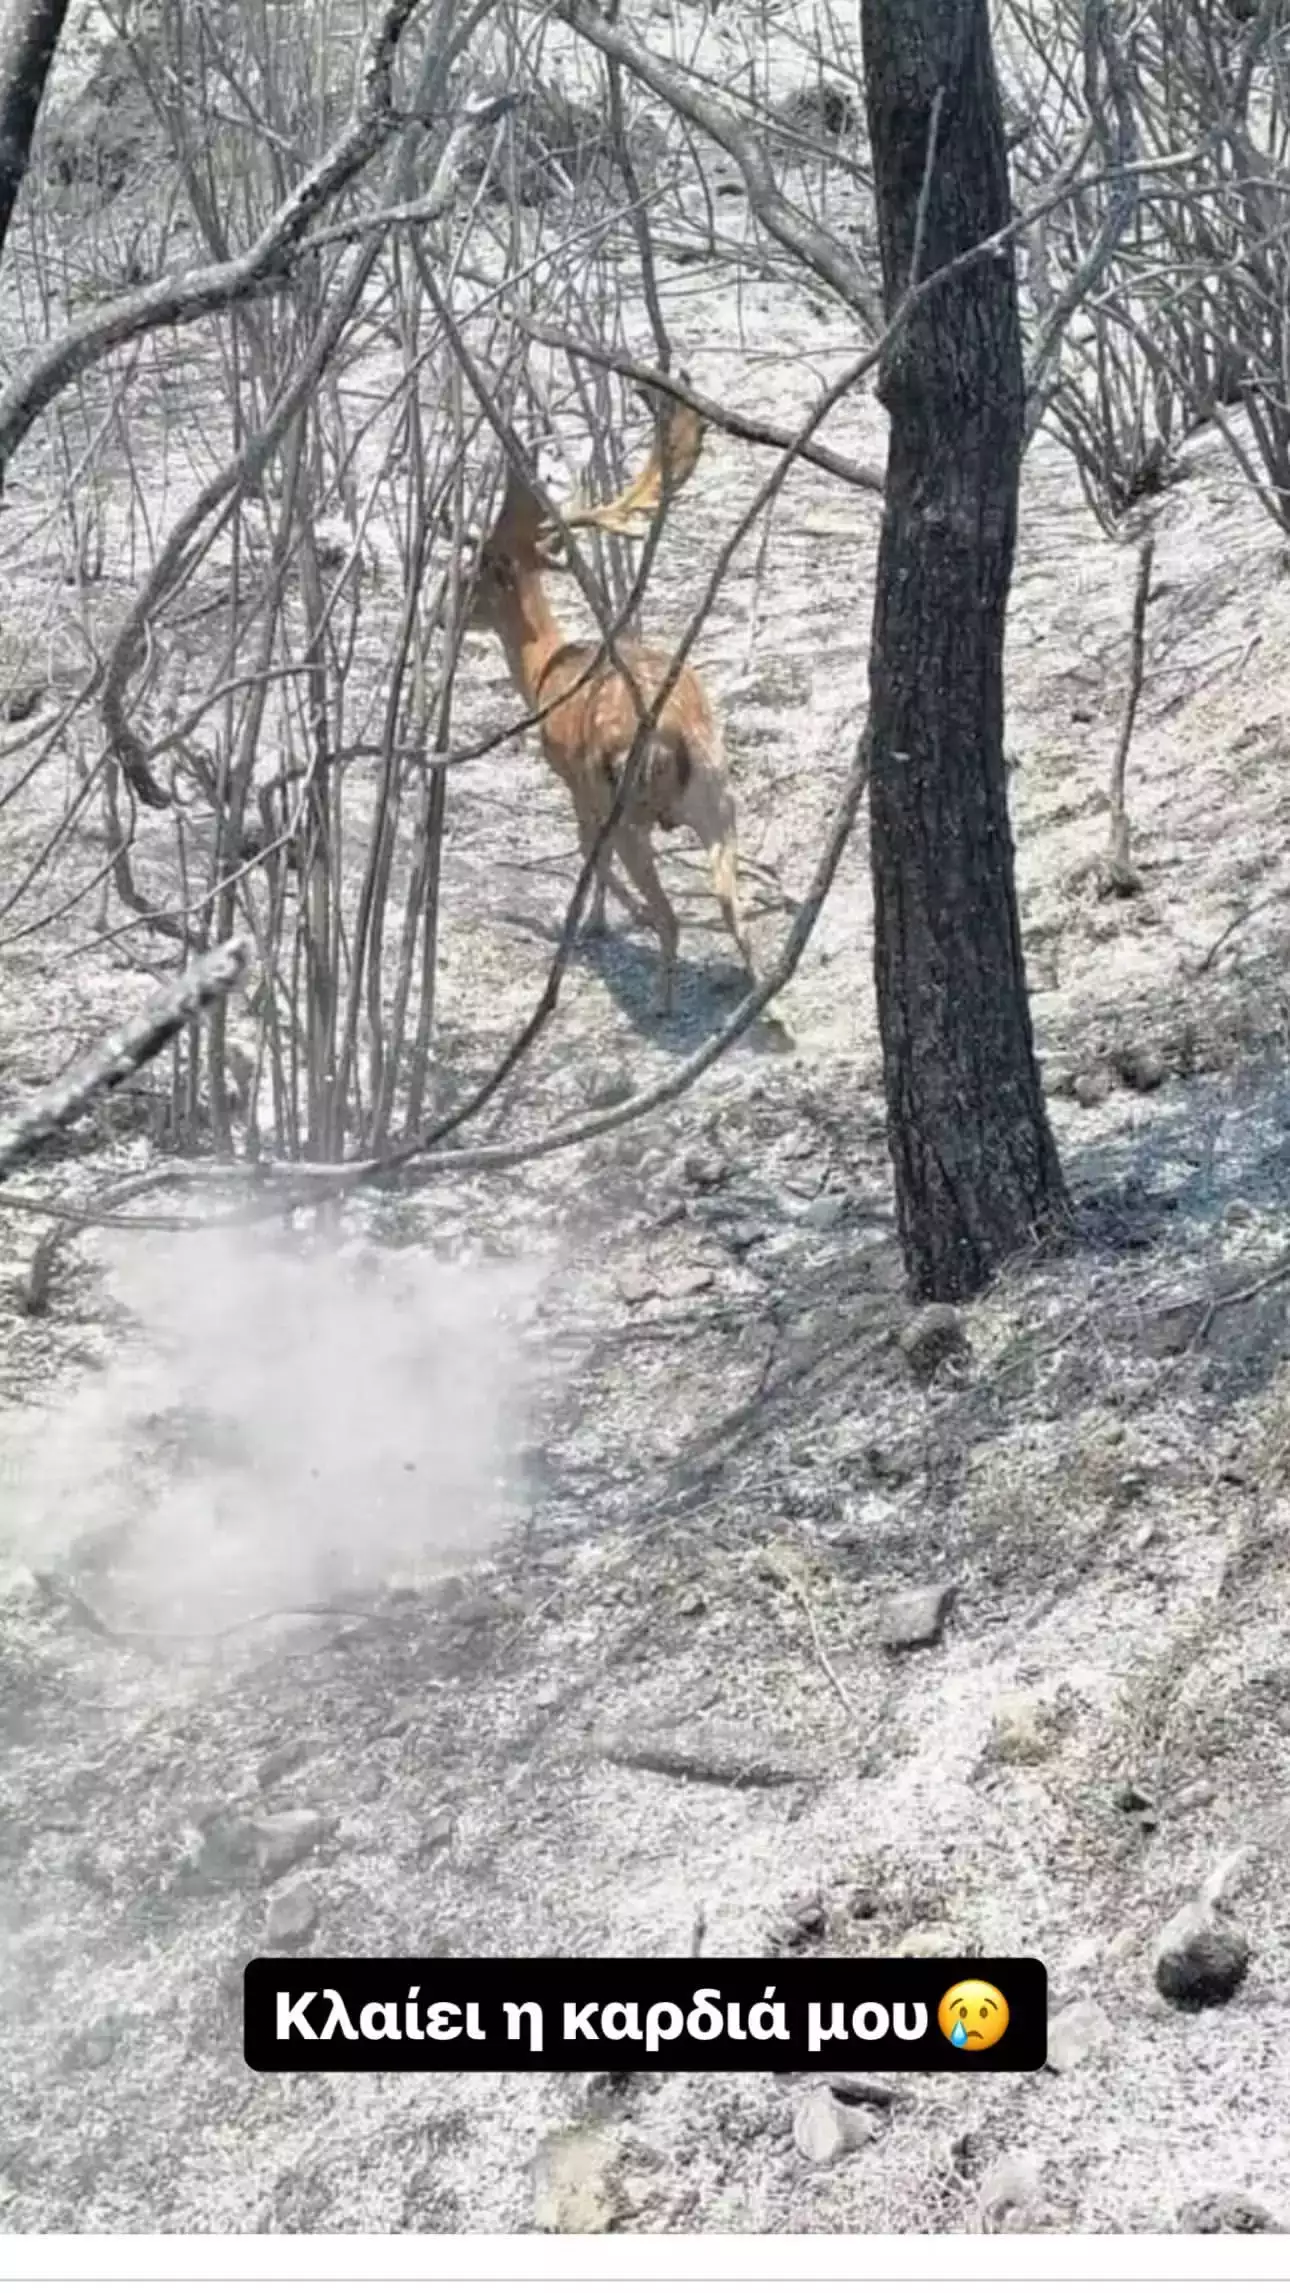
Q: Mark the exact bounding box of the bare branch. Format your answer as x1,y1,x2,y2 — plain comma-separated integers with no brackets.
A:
550,0,884,330
0,0,425,486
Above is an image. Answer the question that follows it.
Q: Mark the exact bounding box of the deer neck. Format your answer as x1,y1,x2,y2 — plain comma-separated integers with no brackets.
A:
491,570,568,712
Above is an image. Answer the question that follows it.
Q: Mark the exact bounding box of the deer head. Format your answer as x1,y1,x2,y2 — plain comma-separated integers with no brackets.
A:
450,390,706,632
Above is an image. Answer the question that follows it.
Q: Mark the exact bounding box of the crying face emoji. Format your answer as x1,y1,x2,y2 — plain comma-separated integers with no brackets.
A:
937,1979,1010,2053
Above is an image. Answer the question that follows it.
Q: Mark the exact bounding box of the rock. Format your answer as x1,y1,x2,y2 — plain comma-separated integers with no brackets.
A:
989,1692,1051,1765
724,1219,768,1256
897,1305,968,1380
771,78,859,145
0,680,46,724
649,1200,686,1232
861,1443,911,1489
61,2014,120,2072
1153,1904,1250,2010
250,1810,328,1882
772,1893,825,1949
1112,1779,1152,1813
1045,1997,1113,2072
657,1264,716,1299
1072,1067,1113,1108
1114,1043,1168,1092
1177,2191,1285,2234
265,1879,318,1948
799,1193,848,1231
1172,1779,1217,1814
980,2151,1043,2229
415,1808,455,1864
681,1148,729,1190
379,1697,427,1739
879,1583,956,1651
532,2127,624,2232
448,1593,506,1629
585,1065,635,1110
584,2067,637,2105
615,1265,658,1307
256,1740,313,1791
895,1925,958,1958
792,2087,877,2165
1064,1937,1102,1973
828,2074,896,2109
1138,1298,1206,1358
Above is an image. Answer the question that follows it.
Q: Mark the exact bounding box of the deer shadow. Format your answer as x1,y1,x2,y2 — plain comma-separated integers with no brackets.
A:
494,886,794,1050
577,920,793,1052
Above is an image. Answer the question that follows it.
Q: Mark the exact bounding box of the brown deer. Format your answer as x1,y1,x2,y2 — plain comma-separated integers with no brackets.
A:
457,396,754,1017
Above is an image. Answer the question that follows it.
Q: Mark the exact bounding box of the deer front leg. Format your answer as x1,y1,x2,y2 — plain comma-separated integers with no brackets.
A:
569,779,651,933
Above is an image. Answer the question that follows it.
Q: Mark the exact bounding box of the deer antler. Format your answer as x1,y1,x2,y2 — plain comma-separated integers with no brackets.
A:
556,387,706,539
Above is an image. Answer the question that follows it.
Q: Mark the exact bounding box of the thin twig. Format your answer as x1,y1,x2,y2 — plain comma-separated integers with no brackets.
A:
1101,530,1154,896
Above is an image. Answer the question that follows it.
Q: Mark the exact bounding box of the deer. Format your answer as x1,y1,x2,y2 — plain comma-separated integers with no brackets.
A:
454,394,755,1018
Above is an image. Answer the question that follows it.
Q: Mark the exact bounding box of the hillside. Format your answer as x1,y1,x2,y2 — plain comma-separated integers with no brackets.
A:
1,0,1288,2243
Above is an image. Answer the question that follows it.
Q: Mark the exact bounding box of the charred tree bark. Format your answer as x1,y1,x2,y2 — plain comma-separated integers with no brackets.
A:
860,0,1069,1300
0,0,71,268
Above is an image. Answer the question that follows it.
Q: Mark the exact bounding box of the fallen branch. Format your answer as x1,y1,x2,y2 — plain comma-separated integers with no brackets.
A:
0,935,249,1182
594,1737,826,1790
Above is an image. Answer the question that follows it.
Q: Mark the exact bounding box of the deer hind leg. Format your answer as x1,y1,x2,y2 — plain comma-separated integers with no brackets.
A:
710,835,756,981
612,823,680,1016
678,760,756,982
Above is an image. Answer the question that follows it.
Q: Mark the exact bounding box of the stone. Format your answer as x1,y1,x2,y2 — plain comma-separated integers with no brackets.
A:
989,1692,1051,1764
585,1065,635,1111
1045,1997,1113,2072
1177,2191,1285,2234
828,2074,896,2109
1154,1905,1250,2010
61,2015,120,2072
532,2127,623,2233
1072,1067,1113,1108
897,1304,968,1379
1114,1042,1167,1092
615,1265,658,1307
256,1740,313,1790
792,2087,878,2165
980,2151,1043,2228
265,1879,318,1948
1113,1780,1152,1813
772,1894,825,1949
1172,1779,1217,1814
879,1584,956,1651
681,1148,729,1190
895,1925,958,1958
799,1193,848,1231
658,1264,716,1299
250,1809,328,1882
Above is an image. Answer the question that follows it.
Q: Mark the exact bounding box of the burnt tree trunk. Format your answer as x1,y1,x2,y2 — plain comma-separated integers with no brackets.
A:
0,0,72,268
860,0,1069,1299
